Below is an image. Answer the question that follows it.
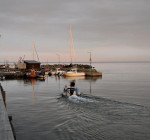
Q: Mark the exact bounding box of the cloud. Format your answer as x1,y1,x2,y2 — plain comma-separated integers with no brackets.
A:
0,0,150,62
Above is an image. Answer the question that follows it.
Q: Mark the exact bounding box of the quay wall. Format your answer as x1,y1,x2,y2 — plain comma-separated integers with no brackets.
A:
0,83,15,140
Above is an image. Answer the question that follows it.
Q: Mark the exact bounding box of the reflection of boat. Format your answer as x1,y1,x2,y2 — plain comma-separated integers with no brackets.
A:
85,76,102,81
64,68,85,77
64,75,85,80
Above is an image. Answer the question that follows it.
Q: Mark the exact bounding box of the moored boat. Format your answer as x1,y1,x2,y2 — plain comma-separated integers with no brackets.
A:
0,75,5,80
49,68,65,76
63,68,85,77
27,69,37,78
37,74,46,79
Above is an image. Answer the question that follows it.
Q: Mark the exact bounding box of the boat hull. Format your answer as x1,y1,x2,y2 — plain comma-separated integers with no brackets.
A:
64,72,85,77
62,91,81,97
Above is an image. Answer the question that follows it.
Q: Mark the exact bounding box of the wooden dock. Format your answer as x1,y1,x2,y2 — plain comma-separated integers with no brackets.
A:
0,72,24,79
0,84,15,140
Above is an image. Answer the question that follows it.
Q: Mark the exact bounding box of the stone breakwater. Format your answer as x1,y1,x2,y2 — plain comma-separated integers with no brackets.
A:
0,64,102,79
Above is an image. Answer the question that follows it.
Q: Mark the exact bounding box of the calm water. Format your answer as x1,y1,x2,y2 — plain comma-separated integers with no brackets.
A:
1,62,150,140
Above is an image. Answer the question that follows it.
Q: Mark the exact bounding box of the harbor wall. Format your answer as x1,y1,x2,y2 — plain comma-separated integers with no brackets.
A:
0,83,15,140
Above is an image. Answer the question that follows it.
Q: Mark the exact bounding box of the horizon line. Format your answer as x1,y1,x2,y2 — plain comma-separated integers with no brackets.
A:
0,61,150,64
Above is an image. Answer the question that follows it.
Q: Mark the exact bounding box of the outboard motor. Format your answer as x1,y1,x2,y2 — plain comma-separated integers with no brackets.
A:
76,87,81,96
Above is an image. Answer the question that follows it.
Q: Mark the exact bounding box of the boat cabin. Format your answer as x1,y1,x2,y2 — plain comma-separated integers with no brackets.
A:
24,60,41,70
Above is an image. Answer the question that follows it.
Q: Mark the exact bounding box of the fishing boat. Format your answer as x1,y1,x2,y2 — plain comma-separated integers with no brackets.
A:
27,69,37,78
64,68,85,77
37,71,46,79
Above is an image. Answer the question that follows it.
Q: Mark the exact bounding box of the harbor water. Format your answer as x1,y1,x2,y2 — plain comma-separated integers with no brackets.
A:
1,62,150,140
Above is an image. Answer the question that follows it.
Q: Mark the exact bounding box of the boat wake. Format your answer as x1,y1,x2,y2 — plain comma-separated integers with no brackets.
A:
57,93,150,140
68,95,95,103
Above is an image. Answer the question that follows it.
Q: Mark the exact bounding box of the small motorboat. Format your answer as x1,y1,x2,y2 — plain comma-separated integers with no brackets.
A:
0,75,5,80
27,69,37,78
62,87,81,97
37,71,46,79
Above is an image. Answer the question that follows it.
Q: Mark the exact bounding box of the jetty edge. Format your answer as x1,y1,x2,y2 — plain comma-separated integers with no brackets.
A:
46,64,102,77
0,83,15,140
0,63,102,79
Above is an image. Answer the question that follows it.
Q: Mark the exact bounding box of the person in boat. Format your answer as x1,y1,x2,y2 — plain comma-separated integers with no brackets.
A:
62,85,69,96
69,81,76,95
67,88,70,96
64,85,68,93
70,81,75,87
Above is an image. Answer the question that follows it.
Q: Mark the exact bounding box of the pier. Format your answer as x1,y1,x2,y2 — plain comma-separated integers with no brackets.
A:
0,83,15,140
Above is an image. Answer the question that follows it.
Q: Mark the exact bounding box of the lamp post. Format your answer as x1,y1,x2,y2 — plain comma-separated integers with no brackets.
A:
56,54,60,64
88,51,92,75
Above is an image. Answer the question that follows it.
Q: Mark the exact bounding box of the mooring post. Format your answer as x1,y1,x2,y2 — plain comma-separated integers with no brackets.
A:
2,91,6,107
0,83,6,106
0,83,3,91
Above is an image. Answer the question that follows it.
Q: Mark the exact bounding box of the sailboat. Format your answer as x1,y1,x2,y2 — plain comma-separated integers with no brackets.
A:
64,25,85,77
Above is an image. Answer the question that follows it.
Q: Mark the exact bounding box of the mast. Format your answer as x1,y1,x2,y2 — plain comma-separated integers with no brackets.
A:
32,42,40,61
69,24,72,64
88,51,92,74
32,42,35,60
72,35,76,63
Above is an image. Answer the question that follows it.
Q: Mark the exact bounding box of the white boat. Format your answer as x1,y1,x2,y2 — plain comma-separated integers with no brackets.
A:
49,68,65,76
64,68,85,77
45,71,50,75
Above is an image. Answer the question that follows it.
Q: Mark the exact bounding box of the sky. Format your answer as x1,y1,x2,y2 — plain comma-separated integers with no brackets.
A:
0,0,150,62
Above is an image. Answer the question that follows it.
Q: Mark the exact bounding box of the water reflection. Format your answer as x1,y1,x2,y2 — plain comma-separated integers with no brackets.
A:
85,76,102,95
62,75,102,95
85,76,102,81
63,76,86,80
30,79,36,103
23,78,46,103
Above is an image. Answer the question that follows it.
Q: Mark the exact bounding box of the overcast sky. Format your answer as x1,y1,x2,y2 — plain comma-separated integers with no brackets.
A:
0,0,150,62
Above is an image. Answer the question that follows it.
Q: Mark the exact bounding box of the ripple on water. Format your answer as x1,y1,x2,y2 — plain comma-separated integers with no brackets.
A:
56,94,150,140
